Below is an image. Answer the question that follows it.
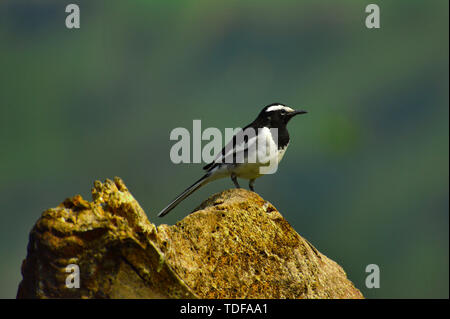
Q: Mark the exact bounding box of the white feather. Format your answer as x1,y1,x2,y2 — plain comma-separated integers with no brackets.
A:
266,104,294,113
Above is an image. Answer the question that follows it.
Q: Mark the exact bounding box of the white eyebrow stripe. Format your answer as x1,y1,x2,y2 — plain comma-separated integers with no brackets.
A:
266,105,294,112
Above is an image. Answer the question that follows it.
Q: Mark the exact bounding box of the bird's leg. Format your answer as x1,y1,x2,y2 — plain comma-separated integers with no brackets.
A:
231,173,240,188
249,179,255,192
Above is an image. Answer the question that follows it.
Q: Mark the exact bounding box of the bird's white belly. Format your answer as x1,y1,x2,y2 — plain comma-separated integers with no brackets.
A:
233,161,264,179
234,143,289,180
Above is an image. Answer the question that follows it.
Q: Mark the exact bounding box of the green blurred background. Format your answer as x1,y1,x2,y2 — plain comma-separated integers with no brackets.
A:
0,0,448,298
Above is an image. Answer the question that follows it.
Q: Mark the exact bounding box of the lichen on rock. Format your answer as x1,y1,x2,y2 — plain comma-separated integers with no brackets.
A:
17,177,363,299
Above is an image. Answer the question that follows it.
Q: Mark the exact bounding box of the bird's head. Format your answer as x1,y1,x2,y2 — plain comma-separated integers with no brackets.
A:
256,103,307,127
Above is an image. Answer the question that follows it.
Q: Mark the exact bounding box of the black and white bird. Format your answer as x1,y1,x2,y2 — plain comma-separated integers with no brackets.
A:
157,103,307,217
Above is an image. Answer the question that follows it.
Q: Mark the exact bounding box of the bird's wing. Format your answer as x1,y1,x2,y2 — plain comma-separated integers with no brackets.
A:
203,125,258,171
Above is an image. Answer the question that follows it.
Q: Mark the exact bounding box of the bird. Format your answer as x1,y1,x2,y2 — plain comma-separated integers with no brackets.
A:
157,103,307,217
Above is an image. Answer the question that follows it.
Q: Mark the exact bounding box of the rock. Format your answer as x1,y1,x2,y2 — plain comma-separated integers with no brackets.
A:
17,177,363,299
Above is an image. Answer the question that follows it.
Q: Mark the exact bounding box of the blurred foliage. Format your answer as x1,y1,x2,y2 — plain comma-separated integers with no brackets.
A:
0,0,448,298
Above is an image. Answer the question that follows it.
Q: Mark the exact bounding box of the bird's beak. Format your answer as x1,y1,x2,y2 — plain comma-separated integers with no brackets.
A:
290,110,308,117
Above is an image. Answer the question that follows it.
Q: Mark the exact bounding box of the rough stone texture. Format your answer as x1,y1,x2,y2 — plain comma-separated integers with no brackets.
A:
17,177,363,299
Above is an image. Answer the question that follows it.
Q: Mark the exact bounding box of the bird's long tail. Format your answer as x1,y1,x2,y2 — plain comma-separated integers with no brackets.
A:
157,173,211,217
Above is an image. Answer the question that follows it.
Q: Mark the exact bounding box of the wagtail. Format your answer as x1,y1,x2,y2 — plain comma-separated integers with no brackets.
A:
158,103,307,217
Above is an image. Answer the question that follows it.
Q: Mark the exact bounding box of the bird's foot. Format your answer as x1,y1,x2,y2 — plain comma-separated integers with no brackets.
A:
231,174,241,188
249,179,255,192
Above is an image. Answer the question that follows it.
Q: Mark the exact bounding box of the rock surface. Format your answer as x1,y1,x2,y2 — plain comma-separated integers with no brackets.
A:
17,177,363,299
